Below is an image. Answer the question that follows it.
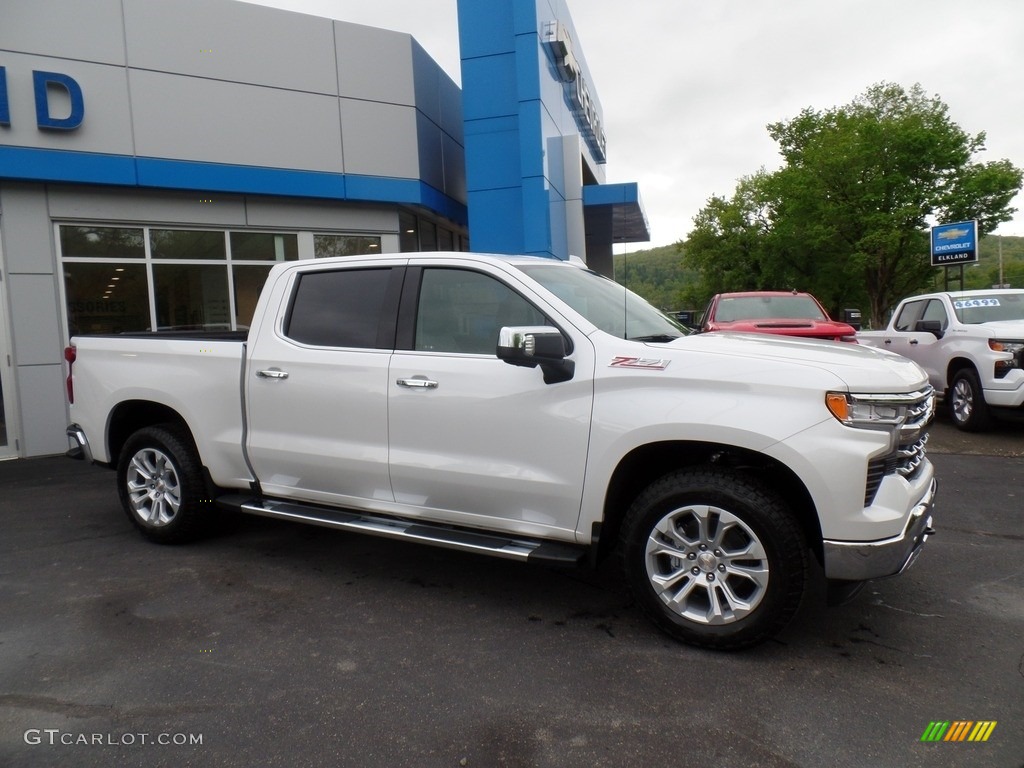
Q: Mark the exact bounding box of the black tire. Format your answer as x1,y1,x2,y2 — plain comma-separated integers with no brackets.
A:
619,467,807,650
116,425,209,544
947,368,991,432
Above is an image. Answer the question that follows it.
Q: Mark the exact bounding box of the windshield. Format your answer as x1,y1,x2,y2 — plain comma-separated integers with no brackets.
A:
952,293,1024,324
517,263,688,341
716,295,826,322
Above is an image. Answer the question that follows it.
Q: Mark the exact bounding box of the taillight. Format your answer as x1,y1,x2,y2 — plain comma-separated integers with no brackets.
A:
64,345,76,404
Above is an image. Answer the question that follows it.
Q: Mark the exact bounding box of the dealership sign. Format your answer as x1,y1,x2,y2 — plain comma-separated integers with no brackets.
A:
541,21,607,162
930,220,978,266
0,66,85,131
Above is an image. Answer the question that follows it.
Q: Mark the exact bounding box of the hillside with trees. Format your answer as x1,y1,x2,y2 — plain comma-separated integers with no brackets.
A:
612,244,699,311
617,234,1024,323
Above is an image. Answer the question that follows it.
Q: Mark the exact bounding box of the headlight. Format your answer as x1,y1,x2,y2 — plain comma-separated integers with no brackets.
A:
826,392,907,428
989,339,1024,355
990,340,1024,378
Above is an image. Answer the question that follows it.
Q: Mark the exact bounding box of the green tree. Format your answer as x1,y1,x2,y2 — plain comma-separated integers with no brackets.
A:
684,174,774,292
683,83,1023,326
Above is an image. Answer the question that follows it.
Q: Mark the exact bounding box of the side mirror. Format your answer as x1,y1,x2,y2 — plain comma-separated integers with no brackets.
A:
914,319,943,338
842,309,862,331
497,326,575,384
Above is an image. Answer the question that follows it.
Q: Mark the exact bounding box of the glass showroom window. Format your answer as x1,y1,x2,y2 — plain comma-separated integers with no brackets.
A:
230,232,299,261
60,226,151,335
399,211,419,252
229,232,299,327
151,228,226,260
313,234,382,258
150,229,230,330
419,219,438,251
61,225,145,259
232,266,271,329
61,225,302,334
152,263,231,330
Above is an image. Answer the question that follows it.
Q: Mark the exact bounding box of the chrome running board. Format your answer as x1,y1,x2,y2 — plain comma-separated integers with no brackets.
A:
216,494,585,565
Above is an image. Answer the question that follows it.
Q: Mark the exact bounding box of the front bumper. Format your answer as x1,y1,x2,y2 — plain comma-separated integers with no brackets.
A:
65,423,94,464
823,477,936,581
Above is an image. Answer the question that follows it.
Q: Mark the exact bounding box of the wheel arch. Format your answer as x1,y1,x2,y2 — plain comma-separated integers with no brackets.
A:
107,400,194,469
595,441,822,566
945,356,978,391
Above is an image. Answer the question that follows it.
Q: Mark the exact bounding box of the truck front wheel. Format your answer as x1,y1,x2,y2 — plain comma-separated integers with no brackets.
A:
948,368,991,432
117,425,207,544
620,467,807,650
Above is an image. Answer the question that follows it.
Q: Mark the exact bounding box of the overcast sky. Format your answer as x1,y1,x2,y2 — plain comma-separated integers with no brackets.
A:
244,0,1024,249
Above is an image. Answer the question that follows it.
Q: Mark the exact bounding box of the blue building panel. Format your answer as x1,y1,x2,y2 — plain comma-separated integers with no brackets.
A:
583,182,642,207
467,187,525,253
460,54,520,122
457,0,647,262
457,1,516,59
416,182,470,225
513,0,546,34
0,146,137,186
513,31,543,104
464,129,523,191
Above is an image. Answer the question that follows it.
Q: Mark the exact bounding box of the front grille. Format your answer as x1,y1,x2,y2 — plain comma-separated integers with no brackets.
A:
864,389,933,506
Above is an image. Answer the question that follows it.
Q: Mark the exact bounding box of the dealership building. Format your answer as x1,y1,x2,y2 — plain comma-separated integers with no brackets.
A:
0,0,648,459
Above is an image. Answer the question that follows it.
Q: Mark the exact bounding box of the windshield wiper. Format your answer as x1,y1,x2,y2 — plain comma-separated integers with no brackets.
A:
629,334,682,343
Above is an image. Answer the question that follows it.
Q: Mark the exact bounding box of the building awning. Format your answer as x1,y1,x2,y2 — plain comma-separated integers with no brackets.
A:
583,182,650,244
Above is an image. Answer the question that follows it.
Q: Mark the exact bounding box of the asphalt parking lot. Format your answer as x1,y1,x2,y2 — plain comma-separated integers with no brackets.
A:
1,414,1022,768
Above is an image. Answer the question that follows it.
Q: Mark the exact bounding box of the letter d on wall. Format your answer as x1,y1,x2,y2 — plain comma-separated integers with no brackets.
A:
0,67,10,126
33,70,84,130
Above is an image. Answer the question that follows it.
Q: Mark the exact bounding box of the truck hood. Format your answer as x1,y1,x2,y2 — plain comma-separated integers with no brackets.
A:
662,331,928,392
975,319,1024,337
709,319,857,339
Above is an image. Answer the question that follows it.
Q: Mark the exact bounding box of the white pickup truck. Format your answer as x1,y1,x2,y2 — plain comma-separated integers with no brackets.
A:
65,252,937,650
858,289,1024,431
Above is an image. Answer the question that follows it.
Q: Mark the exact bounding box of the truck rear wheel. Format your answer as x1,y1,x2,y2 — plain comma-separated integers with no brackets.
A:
948,368,991,432
117,425,207,544
620,467,807,650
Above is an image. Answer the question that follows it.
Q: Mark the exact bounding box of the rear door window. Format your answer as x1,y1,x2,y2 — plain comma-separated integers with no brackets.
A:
284,268,398,348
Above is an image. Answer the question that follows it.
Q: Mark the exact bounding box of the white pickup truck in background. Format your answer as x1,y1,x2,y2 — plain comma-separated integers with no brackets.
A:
65,252,937,650
858,289,1024,431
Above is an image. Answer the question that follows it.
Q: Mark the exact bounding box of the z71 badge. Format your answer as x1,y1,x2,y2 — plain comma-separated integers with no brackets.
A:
609,356,671,370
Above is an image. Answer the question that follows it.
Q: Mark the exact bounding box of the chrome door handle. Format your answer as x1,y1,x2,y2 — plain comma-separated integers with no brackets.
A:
256,369,289,379
396,376,438,389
